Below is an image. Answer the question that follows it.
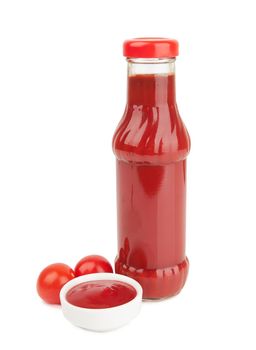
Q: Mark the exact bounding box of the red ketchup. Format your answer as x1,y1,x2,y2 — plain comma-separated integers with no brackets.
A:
113,38,190,299
66,280,137,308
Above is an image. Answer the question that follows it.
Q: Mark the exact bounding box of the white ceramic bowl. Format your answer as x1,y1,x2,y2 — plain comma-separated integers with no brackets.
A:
60,273,142,332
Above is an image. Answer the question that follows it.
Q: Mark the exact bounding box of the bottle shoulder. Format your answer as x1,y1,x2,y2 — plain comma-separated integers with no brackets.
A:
113,104,190,164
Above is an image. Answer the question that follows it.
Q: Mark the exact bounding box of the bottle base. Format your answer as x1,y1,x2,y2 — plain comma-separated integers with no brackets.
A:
115,257,189,299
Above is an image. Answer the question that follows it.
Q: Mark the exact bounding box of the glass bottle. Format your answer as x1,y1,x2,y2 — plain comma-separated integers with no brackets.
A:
113,38,190,299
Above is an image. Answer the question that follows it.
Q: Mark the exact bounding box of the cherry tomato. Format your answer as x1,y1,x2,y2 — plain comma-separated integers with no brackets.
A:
37,263,75,304
74,255,113,277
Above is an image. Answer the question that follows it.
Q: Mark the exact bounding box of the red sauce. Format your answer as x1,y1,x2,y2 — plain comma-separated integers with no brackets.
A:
113,74,190,299
66,280,137,309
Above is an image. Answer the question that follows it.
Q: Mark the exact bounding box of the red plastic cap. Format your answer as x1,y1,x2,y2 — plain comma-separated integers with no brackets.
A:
123,38,179,58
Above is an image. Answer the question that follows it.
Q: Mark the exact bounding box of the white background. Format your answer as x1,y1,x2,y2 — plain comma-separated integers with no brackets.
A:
0,0,255,349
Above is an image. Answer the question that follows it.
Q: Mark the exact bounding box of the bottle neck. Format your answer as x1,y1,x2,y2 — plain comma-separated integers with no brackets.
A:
126,58,176,106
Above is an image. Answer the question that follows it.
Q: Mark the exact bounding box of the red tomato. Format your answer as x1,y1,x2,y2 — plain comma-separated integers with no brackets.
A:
74,255,113,277
37,263,75,304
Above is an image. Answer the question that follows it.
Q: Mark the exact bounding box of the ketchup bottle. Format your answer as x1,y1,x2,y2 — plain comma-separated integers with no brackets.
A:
113,38,190,299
